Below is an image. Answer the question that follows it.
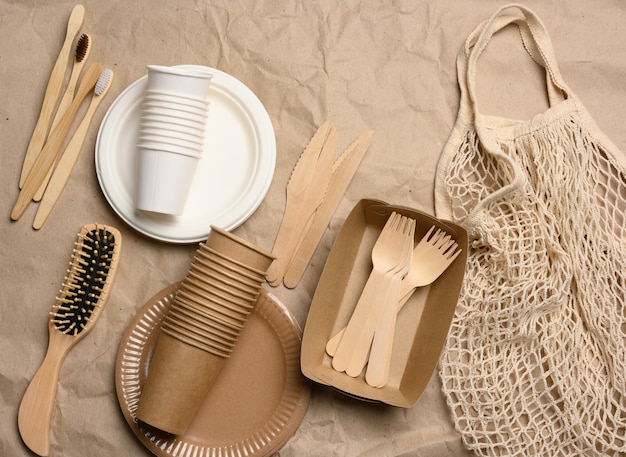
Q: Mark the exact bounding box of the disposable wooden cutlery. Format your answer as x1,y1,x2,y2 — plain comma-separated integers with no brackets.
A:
325,224,462,386
19,4,85,188
267,121,335,286
397,226,461,306
283,130,373,288
366,226,461,387
267,123,374,288
330,212,415,376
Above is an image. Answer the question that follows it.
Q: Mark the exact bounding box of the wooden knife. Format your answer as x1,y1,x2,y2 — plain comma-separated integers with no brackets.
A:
266,121,331,285
282,129,373,288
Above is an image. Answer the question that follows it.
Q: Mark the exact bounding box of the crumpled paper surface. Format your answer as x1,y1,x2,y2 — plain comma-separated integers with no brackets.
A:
2,1,625,456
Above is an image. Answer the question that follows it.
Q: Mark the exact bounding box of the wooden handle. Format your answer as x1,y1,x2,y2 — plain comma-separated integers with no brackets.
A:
19,4,85,188
18,330,74,457
11,62,102,221
365,276,403,387
330,269,385,374
34,71,113,230
34,34,92,202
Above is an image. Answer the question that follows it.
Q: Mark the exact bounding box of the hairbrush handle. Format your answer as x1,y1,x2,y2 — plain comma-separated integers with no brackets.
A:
18,331,74,457
19,4,85,188
11,61,102,221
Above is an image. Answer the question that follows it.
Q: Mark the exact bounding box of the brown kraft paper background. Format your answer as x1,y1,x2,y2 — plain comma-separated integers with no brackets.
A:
2,1,625,456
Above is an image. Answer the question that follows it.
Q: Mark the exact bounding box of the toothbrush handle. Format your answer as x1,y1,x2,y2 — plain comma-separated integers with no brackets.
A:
11,62,102,221
33,96,101,229
19,5,85,188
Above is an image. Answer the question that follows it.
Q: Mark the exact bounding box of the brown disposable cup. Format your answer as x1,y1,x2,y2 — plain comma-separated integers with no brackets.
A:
136,332,227,435
174,296,247,340
186,266,261,298
179,278,256,312
204,226,275,273
161,318,235,356
161,326,233,359
176,287,250,325
193,253,264,285
164,302,241,343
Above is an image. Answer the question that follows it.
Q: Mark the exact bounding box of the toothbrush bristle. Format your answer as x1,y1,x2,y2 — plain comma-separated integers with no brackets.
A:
75,34,90,62
94,68,112,96
51,225,118,336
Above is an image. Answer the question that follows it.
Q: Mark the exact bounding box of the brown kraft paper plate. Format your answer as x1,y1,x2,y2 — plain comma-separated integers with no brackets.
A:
115,283,311,457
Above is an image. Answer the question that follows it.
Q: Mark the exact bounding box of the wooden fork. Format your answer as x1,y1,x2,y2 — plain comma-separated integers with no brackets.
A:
329,212,415,376
365,225,461,387
397,226,461,306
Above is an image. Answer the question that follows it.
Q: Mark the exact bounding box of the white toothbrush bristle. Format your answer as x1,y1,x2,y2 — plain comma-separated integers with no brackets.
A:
95,68,112,96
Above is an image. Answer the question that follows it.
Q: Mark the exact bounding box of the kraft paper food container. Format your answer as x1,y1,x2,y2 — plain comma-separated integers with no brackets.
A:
300,199,468,407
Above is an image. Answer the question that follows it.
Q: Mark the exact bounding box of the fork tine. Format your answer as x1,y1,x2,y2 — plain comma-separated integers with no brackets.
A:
330,211,414,372
446,244,462,261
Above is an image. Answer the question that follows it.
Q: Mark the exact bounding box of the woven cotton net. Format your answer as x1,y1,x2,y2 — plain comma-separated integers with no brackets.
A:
434,5,626,457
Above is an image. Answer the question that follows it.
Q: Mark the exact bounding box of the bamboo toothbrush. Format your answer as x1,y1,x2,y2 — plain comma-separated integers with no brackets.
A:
11,61,102,222
33,69,114,230
17,223,122,457
19,4,85,188
34,33,92,202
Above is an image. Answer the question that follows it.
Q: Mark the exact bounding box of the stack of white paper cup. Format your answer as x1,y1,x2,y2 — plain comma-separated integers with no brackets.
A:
136,65,213,215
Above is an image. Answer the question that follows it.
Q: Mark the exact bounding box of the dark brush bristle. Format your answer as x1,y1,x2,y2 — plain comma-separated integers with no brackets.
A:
51,228,116,336
75,34,90,62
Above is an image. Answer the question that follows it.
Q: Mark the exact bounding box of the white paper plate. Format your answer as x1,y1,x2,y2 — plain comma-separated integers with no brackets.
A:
96,65,275,243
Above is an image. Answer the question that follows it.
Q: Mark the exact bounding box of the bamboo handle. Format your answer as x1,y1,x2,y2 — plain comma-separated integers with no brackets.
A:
19,4,85,188
18,331,74,457
365,277,403,387
11,62,102,221
329,269,385,374
34,70,113,230
34,34,92,202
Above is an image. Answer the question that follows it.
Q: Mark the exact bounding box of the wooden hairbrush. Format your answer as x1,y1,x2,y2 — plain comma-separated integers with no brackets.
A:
17,223,122,456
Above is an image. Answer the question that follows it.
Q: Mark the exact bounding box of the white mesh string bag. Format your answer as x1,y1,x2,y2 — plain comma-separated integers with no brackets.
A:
434,4,626,456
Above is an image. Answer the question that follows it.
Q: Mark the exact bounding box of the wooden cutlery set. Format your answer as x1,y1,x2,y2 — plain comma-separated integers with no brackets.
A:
326,212,461,388
266,121,374,288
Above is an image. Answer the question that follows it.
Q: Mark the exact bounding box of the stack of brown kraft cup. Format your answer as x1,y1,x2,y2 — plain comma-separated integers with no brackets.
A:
136,226,275,435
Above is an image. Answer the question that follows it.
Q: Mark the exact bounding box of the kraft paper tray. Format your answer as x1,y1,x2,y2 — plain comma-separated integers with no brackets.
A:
301,199,468,407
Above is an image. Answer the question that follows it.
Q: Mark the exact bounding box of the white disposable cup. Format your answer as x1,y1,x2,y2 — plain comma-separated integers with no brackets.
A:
136,146,201,215
146,65,213,99
140,112,207,132
139,119,206,139
142,100,209,117
143,91,210,110
141,106,207,126
139,127,205,146
137,139,203,158
137,134,204,153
